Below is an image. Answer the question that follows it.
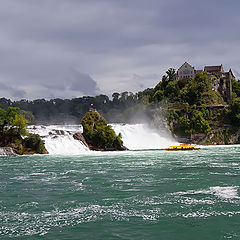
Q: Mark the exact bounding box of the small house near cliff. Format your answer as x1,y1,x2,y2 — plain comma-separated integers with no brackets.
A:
176,62,234,103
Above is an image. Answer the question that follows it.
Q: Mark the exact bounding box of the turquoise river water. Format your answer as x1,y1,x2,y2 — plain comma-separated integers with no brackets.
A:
0,146,240,239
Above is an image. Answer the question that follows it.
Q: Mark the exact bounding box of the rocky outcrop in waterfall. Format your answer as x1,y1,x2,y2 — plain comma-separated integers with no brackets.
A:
0,132,48,156
73,132,89,149
81,110,126,151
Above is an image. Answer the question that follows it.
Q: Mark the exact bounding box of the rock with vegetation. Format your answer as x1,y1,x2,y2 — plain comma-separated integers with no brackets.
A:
199,128,240,145
22,134,48,154
81,110,126,151
0,106,48,155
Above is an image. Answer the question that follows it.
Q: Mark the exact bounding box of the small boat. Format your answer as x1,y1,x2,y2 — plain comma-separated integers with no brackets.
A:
164,144,200,151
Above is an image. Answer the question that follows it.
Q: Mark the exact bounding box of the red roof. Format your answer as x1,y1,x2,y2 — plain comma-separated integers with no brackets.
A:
195,70,203,74
204,65,222,72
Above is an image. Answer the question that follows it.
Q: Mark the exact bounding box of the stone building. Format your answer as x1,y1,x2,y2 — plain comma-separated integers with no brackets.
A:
203,65,234,103
204,65,224,74
175,62,234,103
176,62,195,80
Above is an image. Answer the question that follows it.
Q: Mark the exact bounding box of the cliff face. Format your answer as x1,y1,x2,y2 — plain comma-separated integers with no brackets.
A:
199,128,240,145
173,127,240,145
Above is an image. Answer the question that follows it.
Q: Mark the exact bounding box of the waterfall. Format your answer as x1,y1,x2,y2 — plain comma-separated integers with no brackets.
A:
112,123,177,150
28,125,89,155
28,123,177,155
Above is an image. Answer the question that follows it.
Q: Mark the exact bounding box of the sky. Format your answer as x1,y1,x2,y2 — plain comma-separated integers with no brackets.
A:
0,0,240,100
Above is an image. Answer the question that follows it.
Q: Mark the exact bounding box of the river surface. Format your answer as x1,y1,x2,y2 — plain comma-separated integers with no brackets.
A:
0,146,240,239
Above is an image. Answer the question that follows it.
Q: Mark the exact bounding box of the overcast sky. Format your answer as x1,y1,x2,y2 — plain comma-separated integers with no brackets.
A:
0,0,240,100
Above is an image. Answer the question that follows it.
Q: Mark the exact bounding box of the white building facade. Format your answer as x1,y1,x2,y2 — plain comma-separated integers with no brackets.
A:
176,62,195,80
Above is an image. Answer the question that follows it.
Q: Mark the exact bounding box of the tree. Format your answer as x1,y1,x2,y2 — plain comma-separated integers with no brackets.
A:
12,114,29,136
164,81,179,100
166,68,176,82
192,111,211,133
152,90,164,102
19,110,35,124
120,91,128,101
232,78,240,98
112,92,120,101
228,97,240,125
0,107,28,136
179,115,191,134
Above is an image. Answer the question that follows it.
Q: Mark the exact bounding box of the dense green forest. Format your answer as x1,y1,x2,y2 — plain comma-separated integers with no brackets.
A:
0,90,152,124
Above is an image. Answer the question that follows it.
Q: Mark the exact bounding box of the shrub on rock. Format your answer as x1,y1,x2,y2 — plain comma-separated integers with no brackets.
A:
82,110,125,150
23,134,47,154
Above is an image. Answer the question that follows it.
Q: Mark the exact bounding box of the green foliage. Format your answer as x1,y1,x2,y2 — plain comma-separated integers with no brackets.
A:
23,134,46,154
82,110,123,149
0,106,28,136
192,111,211,133
200,104,209,118
177,78,188,89
228,97,240,125
232,78,240,98
12,114,29,136
152,90,164,102
151,71,213,105
0,106,47,154
164,81,179,100
149,69,215,136
166,110,179,122
179,115,191,134
19,110,35,124
172,106,211,135
166,68,176,82
182,72,211,105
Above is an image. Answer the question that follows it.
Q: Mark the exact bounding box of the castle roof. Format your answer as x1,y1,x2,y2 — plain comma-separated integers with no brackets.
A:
178,62,194,70
204,65,223,72
229,69,235,77
195,70,203,74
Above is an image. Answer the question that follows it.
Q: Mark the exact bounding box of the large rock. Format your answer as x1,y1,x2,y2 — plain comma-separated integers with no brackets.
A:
73,132,89,148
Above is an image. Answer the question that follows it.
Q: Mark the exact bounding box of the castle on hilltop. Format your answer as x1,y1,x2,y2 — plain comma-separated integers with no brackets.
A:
176,62,234,103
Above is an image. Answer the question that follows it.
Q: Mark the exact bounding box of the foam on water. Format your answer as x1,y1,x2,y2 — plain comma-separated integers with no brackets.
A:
1,147,240,239
174,186,240,200
210,186,240,200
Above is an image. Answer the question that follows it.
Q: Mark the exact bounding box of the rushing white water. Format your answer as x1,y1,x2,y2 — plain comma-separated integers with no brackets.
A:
28,123,177,154
0,147,17,156
28,125,89,155
112,124,177,150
